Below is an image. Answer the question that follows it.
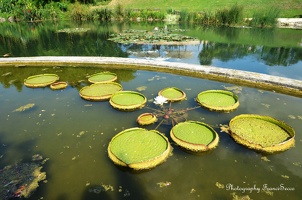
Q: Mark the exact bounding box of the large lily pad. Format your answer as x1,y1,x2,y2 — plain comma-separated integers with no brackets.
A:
88,72,117,83
108,127,172,170
158,87,186,102
24,74,59,88
170,121,219,152
229,114,295,153
109,91,147,111
79,82,122,101
196,90,239,112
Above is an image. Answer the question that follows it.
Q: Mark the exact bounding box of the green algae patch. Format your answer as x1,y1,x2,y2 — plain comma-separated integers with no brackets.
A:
170,121,219,152
108,127,172,170
88,72,117,83
13,103,35,112
109,91,147,111
0,154,47,199
79,82,122,101
196,90,239,112
158,87,186,102
137,113,158,125
24,74,59,88
229,114,295,153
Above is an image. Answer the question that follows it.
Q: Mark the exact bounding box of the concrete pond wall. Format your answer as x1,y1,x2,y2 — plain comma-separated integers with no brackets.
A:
0,56,302,97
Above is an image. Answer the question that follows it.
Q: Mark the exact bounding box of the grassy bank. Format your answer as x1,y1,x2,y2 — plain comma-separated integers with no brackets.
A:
0,0,301,26
105,0,301,18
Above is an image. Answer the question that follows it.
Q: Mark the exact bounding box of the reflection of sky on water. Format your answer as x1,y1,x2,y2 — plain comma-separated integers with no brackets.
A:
126,44,302,80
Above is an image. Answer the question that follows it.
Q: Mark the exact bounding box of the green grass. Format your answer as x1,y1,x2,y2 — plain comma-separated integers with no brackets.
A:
106,0,302,18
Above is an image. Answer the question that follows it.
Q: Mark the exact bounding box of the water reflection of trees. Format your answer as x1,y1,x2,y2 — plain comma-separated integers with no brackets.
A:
0,22,128,57
198,41,302,66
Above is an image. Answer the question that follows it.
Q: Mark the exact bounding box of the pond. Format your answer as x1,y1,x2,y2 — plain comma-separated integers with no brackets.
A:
0,21,302,200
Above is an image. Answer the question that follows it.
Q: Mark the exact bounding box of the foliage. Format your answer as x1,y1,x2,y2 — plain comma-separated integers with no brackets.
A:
249,8,280,27
215,3,243,25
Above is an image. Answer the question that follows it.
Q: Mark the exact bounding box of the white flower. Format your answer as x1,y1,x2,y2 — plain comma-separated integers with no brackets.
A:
153,96,168,106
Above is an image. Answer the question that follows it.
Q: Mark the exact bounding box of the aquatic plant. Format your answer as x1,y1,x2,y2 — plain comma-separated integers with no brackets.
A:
142,94,200,129
0,154,47,199
108,28,199,45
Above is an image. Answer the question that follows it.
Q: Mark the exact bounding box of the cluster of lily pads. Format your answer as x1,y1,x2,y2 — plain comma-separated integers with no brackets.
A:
24,73,68,90
108,28,199,45
22,71,296,171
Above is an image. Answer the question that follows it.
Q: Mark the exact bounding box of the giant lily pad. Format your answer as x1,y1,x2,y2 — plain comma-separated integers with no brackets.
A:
108,127,172,170
229,114,295,153
170,121,219,152
109,91,147,111
158,87,186,102
88,72,117,83
196,90,239,112
79,82,122,101
24,74,59,88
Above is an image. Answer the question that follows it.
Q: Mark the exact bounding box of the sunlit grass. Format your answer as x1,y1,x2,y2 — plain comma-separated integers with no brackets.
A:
107,0,302,17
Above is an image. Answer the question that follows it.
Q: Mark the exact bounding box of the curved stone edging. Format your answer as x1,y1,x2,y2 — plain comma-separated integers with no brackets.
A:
1,56,302,97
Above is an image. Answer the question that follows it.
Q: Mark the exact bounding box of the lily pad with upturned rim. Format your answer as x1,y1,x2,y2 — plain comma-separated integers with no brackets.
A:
158,87,186,102
229,114,295,153
196,90,239,112
108,127,172,170
50,82,68,90
110,91,147,111
24,74,59,88
137,113,157,125
79,82,122,101
88,72,117,83
170,121,219,152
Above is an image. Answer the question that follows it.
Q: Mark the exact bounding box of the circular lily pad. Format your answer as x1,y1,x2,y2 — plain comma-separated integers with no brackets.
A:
110,91,147,111
170,121,219,152
79,82,122,101
158,87,186,102
50,82,68,90
108,127,172,170
24,74,59,88
229,114,295,153
88,72,117,83
196,90,239,112
137,113,157,125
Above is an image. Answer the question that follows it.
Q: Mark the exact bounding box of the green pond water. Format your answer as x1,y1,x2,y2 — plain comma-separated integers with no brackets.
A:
0,65,301,200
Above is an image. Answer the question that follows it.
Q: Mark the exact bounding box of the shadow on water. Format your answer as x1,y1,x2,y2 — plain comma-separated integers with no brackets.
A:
80,162,151,200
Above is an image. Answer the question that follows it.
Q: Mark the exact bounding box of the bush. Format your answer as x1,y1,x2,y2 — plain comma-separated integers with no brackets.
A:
215,4,243,25
68,2,91,20
92,8,113,21
250,8,280,27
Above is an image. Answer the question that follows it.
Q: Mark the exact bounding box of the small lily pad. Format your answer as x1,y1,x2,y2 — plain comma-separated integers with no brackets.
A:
137,113,157,125
50,82,68,90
